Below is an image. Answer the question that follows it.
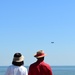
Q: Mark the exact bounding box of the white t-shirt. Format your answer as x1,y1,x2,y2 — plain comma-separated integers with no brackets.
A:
5,65,28,75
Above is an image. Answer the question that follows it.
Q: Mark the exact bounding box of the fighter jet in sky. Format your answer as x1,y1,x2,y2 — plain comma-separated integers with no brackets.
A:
51,42,54,44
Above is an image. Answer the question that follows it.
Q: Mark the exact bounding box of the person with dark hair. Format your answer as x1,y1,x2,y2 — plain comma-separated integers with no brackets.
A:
5,53,28,75
28,50,53,75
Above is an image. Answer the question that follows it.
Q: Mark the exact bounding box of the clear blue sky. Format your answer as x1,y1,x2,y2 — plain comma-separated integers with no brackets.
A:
0,0,75,66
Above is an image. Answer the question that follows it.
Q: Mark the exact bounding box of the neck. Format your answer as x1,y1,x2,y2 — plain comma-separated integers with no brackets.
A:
37,57,44,62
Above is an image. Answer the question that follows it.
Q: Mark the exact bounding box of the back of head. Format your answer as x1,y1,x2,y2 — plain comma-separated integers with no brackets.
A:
12,53,24,66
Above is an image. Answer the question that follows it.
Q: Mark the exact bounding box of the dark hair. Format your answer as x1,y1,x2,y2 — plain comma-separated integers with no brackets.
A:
12,61,24,66
14,53,21,57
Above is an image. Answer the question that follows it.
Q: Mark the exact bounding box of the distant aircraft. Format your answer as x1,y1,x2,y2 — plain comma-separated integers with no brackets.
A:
51,42,54,44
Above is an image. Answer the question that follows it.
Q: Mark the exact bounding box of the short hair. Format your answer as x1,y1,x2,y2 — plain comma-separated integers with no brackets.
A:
12,61,24,66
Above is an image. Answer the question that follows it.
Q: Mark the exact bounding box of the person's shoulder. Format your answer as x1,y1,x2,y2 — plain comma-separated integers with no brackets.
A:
29,62,36,67
41,62,51,67
7,65,13,68
40,62,52,70
6,65,13,70
19,66,28,71
43,61,49,65
21,66,27,69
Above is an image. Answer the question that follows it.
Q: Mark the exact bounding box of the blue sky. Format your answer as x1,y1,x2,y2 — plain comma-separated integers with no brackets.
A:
0,0,75,66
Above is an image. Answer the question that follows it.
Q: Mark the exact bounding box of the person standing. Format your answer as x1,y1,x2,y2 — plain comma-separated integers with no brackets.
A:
28,50,53,75
5,53,28,75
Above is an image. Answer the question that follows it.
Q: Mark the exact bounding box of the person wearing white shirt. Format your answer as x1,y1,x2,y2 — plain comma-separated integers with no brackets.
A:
5,53,28,75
